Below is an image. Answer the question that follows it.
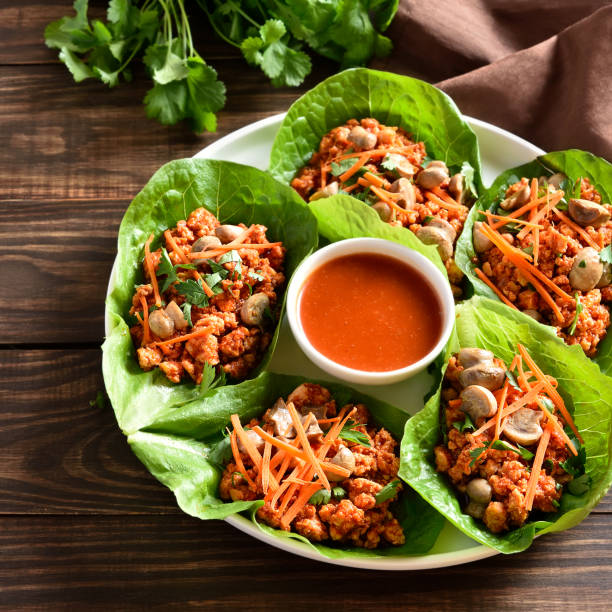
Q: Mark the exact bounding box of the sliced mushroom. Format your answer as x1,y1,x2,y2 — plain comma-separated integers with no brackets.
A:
389,178,416,209
458,363,505,390
466,478,492,505
372,201,392,222
148,309,175,339
597,262,612,288
569,247,603,291
302,412,323,440
448,173,463,202
460,385,498,421
215,224,243,244
237,429,264,454
328,446,356,482
426,217,457,243
240,293,270,326
547,172,566,189
415,226,453,261
465,500,487,520
267,399,295,438
458,347,494,369
347,125,377,150
499,185,530,211
309,181,339,202
416,165,448,190
165,300,188,330
568,198,611,228
192,235,222,264
522,309,542,322
503,408,543,446
385,154,416,179
473,221,494,253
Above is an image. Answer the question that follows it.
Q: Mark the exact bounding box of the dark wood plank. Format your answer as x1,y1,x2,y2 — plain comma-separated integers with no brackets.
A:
0,349,178,514
0,59,333,202
0,199,123,343
0,513,610,610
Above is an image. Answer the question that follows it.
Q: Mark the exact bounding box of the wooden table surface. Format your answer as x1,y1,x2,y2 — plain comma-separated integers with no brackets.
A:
2,3,611,610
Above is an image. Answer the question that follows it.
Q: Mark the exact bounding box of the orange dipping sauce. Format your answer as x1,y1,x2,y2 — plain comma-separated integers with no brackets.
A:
299,253,443,372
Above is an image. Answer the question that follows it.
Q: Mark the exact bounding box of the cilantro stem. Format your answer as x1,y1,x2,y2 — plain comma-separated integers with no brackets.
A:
196,0,241,48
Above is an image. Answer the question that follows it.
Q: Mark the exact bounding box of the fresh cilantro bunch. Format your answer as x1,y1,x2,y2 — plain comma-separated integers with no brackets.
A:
45,0,398,132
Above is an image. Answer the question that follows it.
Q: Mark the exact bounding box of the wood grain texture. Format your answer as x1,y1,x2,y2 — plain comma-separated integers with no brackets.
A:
0,349,177,514
0,514,610,611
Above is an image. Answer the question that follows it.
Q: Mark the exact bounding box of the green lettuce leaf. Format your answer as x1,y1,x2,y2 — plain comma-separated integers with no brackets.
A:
268,67,483,193
129,371,445,559
455,148,612,374
309,193,447,277
400,295,612,553
102,159,318,434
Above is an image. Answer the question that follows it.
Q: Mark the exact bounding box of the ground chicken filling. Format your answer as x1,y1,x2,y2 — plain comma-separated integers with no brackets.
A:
291,117,475,297
129,207,286,383
220,383,406,549
473,174,612,356
434,346,583,534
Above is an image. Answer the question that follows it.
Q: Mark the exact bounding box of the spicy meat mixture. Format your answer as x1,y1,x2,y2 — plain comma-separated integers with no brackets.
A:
292,117,475,296
473,174,612,356
220,383,406,549
129,208,286,383
434,346,583,534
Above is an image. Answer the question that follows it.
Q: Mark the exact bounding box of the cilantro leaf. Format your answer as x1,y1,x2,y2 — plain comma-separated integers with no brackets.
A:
181,302,193,327
309,489,331,505
469,444,489,467
375,480,401,504
338,420,371,447
489,439,534,461
144,80,188,126
199,362,226,394
452,414,475,432
380,153,399,173
568,292,583,336
505,369,522,392
175,279,209,307
600,244,612,265
331,156,359,177
331,486,346,500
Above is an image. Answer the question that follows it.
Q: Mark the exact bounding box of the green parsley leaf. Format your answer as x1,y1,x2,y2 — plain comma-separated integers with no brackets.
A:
331,156,359,177
380,153,399,173
144,80,188,126
338,420,371,447
489,439,534,461
568,292,583,336
200,362,227,394
157,248,177,291
423,215,434,224
452,414,475,432
599,244,612,265
309,489,332,505
505,369,522,392
181,302,193,327
469,444,489,467
176,279,209,307
331,486,346,500
249,270,265,282
375,480,401,504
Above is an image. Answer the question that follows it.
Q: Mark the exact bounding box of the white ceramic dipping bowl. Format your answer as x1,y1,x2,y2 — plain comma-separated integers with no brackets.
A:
286,237,455,385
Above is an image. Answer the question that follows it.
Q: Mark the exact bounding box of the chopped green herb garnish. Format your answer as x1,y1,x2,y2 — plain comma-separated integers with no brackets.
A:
579,260,587,268
331,157,359,177
469,445,489,467
505,369,522,392
568,292,583,336
453,414,475,432
423,215,434,224
380,153,399,173
551,499,560,509
600,244,612,265
199,362,226,394
331,486,346,500
181,302,193,327
338,420,371,448
489,439,534,462
176,278,209,307
375,480,401,504
309,489,332,506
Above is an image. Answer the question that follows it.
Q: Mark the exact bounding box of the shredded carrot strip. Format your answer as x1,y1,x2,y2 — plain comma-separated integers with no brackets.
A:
226,225,256,248
474,268,518,310
230,431,256,489
490,191,563,229
164,230,190,265
516,357,531,391
509,354,521,371
148,325,213,347
472,382,546,437
342,183,360,193
280,481,323,530
139,295,151,344
516,190,558,240
144,234,162,307
485,212,542,229
230,415,263,471
425,191,468,211
316,417,341,425
529,178,539,202
278,465,312,514
517,344,582,443
367,184,412,218
339,153,370,183
431,187,461,208
250,426,350,478
335,147,413,161
552,207,601,250
274,454,292,486
524,426,551,511
320,166,327,189
261,441,272,494
448,398,463,409
283,477,315,486
318,407,355,460
493,381,510,442
362,171,386,189
536,398,578,455
186,243,283,259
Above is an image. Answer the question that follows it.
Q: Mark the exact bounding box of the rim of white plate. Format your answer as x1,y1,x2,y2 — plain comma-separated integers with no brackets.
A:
106,112,545,571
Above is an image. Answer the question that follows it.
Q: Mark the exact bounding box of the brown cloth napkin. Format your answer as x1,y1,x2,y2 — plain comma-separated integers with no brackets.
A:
374,1,612,160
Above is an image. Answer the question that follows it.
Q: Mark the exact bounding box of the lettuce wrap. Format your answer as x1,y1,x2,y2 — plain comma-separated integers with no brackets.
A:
129,372,446,560
455,149,612,375
268,67,483,193
102,159,318,434
400,295,612,553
